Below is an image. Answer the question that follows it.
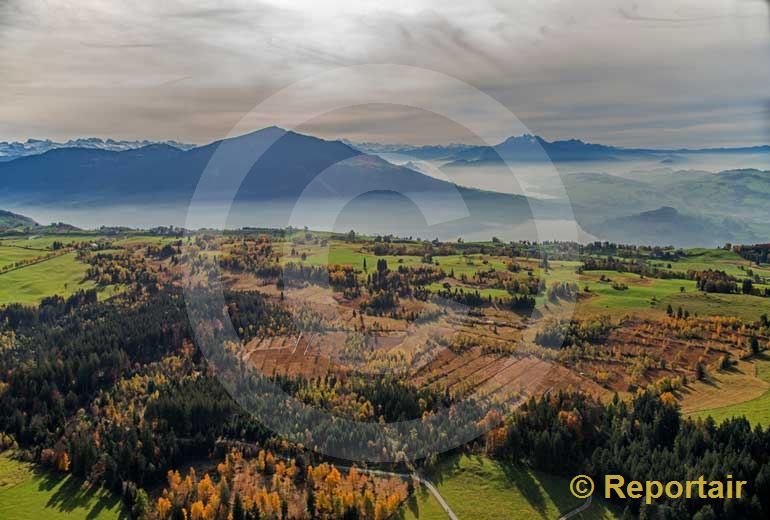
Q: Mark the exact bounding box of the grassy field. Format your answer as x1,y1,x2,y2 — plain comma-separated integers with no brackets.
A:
688,356,770,428
680,359,769,415
112,235,181,247
0,452,124,520
577,271,695,315
2,233,181,250
426,282,512,300
647,248,770,279
280,243,426,271
433,254,509,277
0,235,94,250
400,454,618,520
660,291,770,322
401,487,447,520
280,242,518,277
0,245,47,269
0,253,116,306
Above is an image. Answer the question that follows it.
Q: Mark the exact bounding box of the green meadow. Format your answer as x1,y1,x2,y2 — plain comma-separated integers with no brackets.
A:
0,235,94,250
646,248,770,279
401,454,618,520
0,245,47,269
577,271,695,313
0,452,124,520
112,235,181,247
281,243,425,271
432,254,509,277
0,253,116,306
426,282,512,300
660,291,770,322
285,244,527,279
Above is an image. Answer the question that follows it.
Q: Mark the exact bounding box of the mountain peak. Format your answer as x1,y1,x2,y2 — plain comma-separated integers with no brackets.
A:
499,134,543,145
234,125,289,140
641,206,680,218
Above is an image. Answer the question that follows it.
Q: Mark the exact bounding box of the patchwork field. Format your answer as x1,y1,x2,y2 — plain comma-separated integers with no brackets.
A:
276,243,770,322
226,236,770,413
0,452,124,520
3,233,766,407
414,349,608,402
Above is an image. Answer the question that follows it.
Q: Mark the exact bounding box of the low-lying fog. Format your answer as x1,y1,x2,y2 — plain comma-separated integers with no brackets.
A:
8,199,592,244
378,152,770,198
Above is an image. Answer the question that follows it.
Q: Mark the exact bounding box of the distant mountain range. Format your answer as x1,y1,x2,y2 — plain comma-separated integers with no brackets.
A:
351,135,770,164
0,127,475,203
0,126,768,246
0,127,554,240
0,137,195,162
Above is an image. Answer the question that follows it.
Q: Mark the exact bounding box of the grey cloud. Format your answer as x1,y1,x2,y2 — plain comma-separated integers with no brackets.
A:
0,0,768,148
79,42,162,49
617,6,746,23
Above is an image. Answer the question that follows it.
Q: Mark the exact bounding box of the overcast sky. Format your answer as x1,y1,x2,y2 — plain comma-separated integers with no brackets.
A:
1,0,769,147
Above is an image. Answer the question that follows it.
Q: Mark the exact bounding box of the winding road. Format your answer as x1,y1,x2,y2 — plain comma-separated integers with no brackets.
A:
415,473,458,520
558,495,593,520
344,464,594,520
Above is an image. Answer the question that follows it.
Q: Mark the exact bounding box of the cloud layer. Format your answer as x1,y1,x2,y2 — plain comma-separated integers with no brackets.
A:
0,0,768,147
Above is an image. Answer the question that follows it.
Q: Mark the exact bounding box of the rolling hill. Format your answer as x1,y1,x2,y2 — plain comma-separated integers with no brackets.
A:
0,210,37,230
661,169,770,221
560,170,770,246
588,206,755,248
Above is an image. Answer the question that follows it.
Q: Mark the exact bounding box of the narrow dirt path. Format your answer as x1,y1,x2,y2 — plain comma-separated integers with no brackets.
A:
559,495,593,520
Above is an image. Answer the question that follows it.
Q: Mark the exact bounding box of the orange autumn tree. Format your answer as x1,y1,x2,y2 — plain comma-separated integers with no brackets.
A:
152,449,408,520
56,450,70,472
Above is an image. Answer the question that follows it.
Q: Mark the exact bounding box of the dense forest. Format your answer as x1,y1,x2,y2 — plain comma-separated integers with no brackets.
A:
0,284,484,518
486,391,770,519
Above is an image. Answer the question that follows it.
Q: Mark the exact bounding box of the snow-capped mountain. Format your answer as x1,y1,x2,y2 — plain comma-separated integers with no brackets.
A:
0,137,195,161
